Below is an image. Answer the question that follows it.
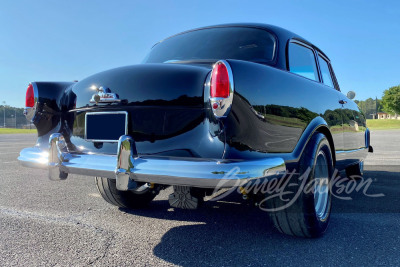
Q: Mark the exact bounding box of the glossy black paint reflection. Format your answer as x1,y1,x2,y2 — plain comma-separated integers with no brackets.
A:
57,63,227,158
32,82,75,136
64,106,224,158
223,59,366,166
72,64,211,109
341,100,367,150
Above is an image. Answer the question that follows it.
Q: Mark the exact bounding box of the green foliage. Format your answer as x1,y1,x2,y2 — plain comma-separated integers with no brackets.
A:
381,85,400,114
263,104,319,123
354,98,383,119
324,109,341,126
253,104,319,128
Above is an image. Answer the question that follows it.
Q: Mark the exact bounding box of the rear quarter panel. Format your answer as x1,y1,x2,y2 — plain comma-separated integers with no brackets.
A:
223,60,365,162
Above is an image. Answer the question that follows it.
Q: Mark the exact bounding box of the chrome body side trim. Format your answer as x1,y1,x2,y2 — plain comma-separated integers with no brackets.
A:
18,134,286,189
336,147,368,161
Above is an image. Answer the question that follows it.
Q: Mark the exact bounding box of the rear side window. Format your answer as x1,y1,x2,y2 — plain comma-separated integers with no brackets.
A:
288,42,319,81
318,55,334,88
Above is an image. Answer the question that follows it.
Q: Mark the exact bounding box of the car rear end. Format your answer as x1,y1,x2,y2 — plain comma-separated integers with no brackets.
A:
63,63,225,159
18,26,286,194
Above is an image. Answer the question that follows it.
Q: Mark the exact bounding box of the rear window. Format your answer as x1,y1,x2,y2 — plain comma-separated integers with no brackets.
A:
143,27,276,64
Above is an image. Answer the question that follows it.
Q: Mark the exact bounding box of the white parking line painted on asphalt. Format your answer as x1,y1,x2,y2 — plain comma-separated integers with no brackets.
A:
0,144,34,147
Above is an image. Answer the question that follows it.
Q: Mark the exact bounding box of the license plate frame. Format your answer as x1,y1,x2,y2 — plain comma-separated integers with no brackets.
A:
85,111,128,142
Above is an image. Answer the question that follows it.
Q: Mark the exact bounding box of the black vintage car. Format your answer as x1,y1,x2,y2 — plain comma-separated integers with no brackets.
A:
19,23,372,237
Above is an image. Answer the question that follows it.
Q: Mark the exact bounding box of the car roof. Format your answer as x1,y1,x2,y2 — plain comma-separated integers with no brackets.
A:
156,23,330,62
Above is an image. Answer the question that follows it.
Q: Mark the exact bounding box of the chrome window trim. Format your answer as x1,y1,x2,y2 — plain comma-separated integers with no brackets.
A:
327,60,341,92
84,111,128,143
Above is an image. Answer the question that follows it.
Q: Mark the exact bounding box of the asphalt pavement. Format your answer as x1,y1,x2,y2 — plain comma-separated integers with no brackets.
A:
0,131,399,266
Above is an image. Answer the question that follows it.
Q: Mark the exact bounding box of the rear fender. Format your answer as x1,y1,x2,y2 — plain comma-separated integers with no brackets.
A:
288,116,336,165
29,81,75,137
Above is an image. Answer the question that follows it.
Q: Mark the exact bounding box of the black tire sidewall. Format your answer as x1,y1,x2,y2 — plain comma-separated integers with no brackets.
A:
95,177,157,209
298,133,333,236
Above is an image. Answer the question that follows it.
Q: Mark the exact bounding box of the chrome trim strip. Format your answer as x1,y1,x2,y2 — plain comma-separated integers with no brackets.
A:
84,111,128,143
18,134,286,189
209,60,235,118
336,147,368,155
336,147,368,162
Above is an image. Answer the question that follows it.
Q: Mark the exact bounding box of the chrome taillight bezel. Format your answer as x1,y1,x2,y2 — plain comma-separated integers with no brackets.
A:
208,60,235,118
24,82,39,122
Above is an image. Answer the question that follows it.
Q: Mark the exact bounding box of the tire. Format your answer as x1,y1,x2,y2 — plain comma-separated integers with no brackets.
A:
265,133,333,238
95,177,157,209
345,161,363,179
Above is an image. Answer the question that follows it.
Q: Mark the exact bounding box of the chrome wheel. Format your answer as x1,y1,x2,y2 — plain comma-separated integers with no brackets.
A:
313,150,330,220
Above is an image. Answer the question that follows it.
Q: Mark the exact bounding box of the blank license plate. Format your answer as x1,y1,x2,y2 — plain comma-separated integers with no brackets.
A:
85,112,128,142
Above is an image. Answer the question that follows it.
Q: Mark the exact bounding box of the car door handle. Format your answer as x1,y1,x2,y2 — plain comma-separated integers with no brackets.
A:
339,100,347,105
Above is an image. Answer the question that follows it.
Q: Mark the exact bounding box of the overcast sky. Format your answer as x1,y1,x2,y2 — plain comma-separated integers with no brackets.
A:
1,0,399,107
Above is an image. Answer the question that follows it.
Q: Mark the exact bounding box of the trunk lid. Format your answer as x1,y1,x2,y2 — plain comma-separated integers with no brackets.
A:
64,63,225,159
72,63,211,108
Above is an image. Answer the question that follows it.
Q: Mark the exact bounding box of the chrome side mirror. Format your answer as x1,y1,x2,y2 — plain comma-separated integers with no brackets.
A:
347,91,356,100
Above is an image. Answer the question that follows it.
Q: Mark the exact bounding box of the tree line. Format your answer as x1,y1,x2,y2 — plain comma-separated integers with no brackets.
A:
354,98,383,119
381,85,400,115
354,85,400,119
0,105,32,128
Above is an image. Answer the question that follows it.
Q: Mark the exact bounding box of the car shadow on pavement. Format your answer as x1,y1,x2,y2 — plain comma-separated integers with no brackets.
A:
333,169,400,213
120,168,400,266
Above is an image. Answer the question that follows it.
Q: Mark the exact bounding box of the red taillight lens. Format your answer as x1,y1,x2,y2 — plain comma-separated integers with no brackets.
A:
26,84,35,107
210,62,230,98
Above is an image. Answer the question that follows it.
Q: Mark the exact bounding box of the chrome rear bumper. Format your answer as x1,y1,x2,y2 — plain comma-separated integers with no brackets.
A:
18,134,286,190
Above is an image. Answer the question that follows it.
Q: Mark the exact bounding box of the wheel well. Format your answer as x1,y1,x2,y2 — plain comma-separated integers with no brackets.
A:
315,126,336,166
